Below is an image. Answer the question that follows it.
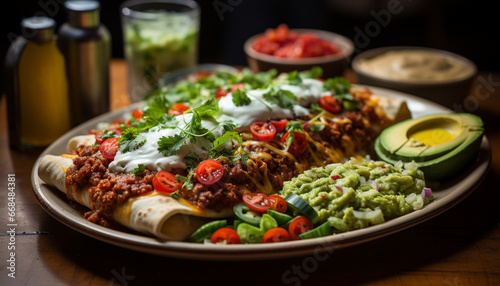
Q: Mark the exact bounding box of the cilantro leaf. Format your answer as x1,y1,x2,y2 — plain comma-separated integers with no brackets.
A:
101,129,117,140
310,103,324,113
310,123,325,132
182,150,200,172
157,134,187,156
219,120,237,132
212,131,242,151
285,121,304,133
263,88,297,110
131,163,146,175
323,77,352,95
232,89,251,106
118,128,147,153
300,66,323,79
287,70,302,85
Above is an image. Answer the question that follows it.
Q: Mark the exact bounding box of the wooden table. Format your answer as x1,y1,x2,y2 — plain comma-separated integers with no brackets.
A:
1,60,499,286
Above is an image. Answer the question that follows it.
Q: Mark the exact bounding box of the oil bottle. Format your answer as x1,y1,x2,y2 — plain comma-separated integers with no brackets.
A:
5,16,71,149
58,0,111,126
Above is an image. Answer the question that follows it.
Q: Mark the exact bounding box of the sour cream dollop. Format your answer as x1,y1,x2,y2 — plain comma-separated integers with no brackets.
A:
109,113,224,173
218,78,329,130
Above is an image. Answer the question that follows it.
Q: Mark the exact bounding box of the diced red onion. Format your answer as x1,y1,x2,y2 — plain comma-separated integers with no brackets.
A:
303,122,311,130
335,185,343,193
421,187,432,198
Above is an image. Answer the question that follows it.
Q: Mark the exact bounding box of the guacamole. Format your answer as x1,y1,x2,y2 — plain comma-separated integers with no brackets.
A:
281,158,430,232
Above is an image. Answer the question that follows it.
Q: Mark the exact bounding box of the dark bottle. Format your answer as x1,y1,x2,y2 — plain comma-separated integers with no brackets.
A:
5,17,71,149
58,0,111,126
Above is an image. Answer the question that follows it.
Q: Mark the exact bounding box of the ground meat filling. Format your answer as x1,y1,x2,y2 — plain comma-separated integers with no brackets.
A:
66,145,155,226
65,90,386,224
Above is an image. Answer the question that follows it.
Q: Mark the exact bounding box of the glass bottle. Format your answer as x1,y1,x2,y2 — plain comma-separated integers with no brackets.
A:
5,17,71,149
58,0,111,126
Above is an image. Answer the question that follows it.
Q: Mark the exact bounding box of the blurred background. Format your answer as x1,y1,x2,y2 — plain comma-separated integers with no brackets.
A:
1,0,498,95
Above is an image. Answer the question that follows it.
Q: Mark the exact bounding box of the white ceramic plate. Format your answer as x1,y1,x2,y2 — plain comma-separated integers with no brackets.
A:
31,86,491,260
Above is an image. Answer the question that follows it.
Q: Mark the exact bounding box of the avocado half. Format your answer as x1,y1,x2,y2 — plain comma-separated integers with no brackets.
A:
375,113,484,181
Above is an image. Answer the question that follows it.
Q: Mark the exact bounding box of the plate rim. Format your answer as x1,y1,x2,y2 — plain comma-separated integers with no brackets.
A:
31,84,492,260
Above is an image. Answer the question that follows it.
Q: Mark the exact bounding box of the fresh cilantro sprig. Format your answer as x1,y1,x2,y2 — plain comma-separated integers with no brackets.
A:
157,100,239,158
323,77,352,98
284,121,305,151
263,88,297,110
232,89,251,106
131,163,146,175
118,127,147,153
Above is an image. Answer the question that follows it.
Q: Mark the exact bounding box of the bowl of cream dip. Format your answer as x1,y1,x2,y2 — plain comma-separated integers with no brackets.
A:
352,46,477,108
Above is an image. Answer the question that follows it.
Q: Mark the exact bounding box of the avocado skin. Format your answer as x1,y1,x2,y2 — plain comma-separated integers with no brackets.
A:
374,113,484,181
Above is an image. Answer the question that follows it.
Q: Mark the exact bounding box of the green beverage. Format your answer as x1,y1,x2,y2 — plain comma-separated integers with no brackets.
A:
121,0,199,102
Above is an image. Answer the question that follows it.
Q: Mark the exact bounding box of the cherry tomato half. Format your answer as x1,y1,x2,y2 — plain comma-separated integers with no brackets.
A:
268,195,288,213
99,138,120,161
263,228,291,243
196,160,224,185
242,193,270,213
250,121,276,142
168,103,190,116
281,131,308,156
319,96,342,114
288,216,314,240
270,118,288,133
153,170,182,193
211,228,242,244
216,83,246,98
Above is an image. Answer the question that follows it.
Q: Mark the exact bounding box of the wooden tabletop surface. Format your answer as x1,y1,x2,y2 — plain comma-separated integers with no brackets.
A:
1,60,499,286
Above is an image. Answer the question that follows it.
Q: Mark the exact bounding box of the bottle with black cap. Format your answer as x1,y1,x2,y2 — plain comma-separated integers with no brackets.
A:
4,16,71,149
58,0,111,126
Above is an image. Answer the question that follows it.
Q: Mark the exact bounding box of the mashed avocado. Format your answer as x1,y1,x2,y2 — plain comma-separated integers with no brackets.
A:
281,158,429,232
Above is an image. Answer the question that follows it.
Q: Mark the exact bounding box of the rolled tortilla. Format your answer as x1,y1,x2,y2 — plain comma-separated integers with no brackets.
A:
38,154,231,241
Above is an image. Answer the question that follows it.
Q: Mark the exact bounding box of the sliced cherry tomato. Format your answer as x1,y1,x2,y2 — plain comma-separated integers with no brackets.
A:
131,109,143,120
270,119,288,133
99,138,120,161
288,216,314,240
168,103,190,116
211,228,241,244
242,193,270,213
281,131,308,156
263,228,291,243
319,96,342,114
153,170,182,193
216,83,246,98
196,160,224,185
250,121,276,142
268,195,287,213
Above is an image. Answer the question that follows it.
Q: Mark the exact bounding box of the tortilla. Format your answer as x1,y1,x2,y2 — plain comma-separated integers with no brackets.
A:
38,154,231,240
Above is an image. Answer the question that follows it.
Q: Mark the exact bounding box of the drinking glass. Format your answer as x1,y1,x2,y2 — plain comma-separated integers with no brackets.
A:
121,0,199,103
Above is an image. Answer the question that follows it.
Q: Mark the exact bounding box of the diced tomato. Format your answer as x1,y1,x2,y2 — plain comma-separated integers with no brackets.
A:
268,195,287,213
319,96,342,114
153,170,182,193
131,109,143,120
242,193,270,213
263,228,291,243
288,216,314,240
99,138,120,161
253,24,340,58
196,159,224,185
281,131,308,156
270,119,288,133
250,121,276,142
211,228,241,244
168,103,190,116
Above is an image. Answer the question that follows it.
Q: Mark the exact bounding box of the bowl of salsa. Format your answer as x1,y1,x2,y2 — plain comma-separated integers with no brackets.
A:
244,24,354,78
